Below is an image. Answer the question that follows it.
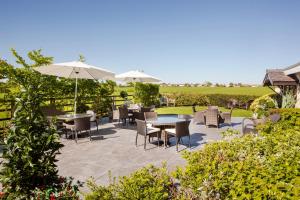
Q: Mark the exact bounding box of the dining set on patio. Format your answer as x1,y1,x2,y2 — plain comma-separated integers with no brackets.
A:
42,104,234,152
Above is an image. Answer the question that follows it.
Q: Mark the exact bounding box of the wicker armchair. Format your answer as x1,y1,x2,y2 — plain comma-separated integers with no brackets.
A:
205,108,219,128
119,106,129,125
220,107,233,126
86,110,100,132
144,112,158,122
64,117,92,143
242,113,280,135
165,120,191,151
135,119,160,150
141,107,152,113
193,111,205,124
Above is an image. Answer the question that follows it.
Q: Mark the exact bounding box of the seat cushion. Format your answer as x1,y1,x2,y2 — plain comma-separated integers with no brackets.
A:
165,128,176,135
148,127,160,134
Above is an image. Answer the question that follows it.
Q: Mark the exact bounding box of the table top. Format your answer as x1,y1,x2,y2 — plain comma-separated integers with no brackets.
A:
56,113,92,120
148,115,187,126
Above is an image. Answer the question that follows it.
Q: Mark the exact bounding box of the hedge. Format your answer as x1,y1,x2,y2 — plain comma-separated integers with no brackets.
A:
84,109,300,199
165,93,259,107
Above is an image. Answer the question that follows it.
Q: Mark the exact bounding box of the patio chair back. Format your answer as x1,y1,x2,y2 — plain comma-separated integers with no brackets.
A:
141,107,151,113
41,106,65,117
178,114,193,121
194,111,205,124
175,120,191,137
136,119,147,136
86,110,97,121
74,117,91,132
144,112,157,122
133,112,145,120
208,105,218,110
205,108,219,127
119,106,128,120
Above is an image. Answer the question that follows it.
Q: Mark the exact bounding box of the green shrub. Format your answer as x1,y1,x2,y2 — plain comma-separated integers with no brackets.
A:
165,93,257,107
85,164,174,200
119,90,128,99
282,89,296,108
250,94,278,118
175,109,300,199
134,83,160,106
0,49,80,199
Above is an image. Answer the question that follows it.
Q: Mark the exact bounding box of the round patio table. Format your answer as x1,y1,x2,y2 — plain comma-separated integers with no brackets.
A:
56,113,92,121
147,115,188,147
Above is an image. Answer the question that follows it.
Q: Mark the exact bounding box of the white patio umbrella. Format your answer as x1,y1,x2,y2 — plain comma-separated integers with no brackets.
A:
35,61,115,114
115,70,161,83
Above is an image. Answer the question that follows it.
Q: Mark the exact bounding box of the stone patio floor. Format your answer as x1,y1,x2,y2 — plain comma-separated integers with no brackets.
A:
56,117,244,192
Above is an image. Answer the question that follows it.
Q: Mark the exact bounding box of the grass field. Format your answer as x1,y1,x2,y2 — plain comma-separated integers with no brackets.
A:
156,106,252,117
115,86,273,96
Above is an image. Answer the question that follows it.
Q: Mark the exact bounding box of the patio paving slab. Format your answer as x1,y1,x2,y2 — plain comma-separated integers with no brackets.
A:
56,117,244,192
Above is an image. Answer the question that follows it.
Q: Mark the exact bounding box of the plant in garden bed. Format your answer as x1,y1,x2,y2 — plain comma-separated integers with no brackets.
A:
31,177,83,200
84,164,175,200
174,109,300,199
250,93,278,118
0,49,81,199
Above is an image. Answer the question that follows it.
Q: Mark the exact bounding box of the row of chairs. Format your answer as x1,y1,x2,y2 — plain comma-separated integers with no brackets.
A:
113,106,154,125
193,107,233,128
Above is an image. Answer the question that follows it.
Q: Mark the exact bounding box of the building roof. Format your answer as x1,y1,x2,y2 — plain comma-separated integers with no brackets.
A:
283,62,300,75
263,69,297,86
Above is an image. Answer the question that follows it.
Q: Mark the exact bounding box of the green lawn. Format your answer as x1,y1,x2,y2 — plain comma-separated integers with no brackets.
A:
156,106,252,117
115,86,273,96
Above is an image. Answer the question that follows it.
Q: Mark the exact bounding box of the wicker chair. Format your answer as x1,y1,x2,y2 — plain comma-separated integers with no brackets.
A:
41,106,66,135
205,108,219,128
242,113,281,135
64,117,92,143
86,110,100,132
144,112,158,122
178,114,193,121
133,112,145,121
165,120,191,152
112,106,120,122
193,111,205,124
119,106,129,125
220,107,233,126
208,105,218,110
141,107,152,113
135,119,160,150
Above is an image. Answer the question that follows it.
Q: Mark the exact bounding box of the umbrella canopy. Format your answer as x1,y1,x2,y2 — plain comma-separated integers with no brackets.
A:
35,61,115,80
35,61,115,114
115,70,161,83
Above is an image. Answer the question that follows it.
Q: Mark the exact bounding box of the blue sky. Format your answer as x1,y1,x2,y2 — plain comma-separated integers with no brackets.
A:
1,0,300,84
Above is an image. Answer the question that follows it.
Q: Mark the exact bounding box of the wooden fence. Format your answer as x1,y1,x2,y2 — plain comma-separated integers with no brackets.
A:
0,94,133,126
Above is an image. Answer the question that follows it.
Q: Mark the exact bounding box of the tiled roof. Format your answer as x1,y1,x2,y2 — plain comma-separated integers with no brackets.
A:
263,69,297,86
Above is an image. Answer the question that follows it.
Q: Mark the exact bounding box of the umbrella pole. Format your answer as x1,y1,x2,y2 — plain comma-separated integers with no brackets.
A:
74,76,78,115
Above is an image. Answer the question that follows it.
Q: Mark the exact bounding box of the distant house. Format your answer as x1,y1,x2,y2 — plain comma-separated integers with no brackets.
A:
263,62,300,108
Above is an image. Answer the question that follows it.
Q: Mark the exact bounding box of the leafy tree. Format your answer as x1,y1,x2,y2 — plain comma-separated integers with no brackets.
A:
0,49,65,198
134,82,160,106
92,80,116,116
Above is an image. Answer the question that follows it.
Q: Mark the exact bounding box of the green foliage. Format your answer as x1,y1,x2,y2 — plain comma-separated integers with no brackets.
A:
165,93,257,107
250,94,278,118
84,164,174,200
282,89,296,108
175,109,300,199
0,49,66,198
119,90,128,99
31,177,82,199
92,80,116,116
221,128,240,138
134,83,160,106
